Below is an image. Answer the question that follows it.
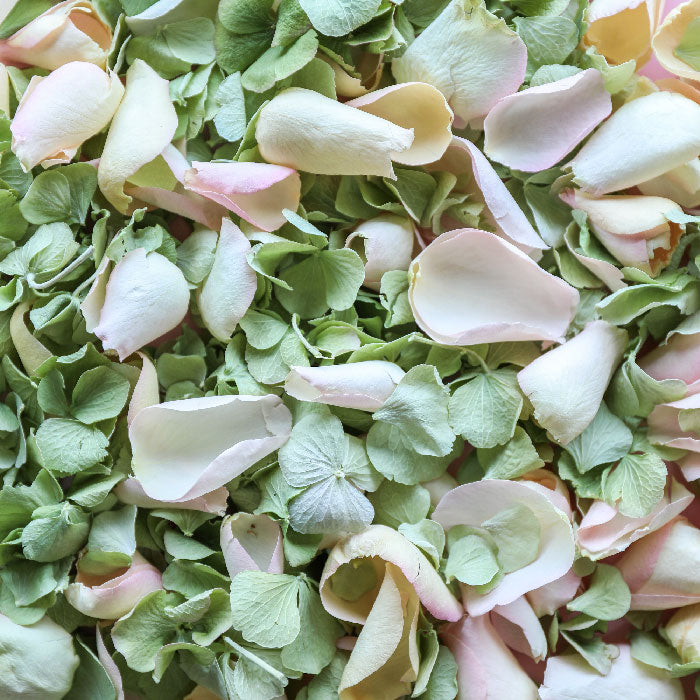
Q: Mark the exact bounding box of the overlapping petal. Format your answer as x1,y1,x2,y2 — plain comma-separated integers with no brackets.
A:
652,0,700,81
114,478,229,515
220,513,284,579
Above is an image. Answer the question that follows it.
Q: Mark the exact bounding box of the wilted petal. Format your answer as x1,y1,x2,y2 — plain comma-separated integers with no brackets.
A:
392,0,527,125
183,161,301,232
639,157,700,208
517,320,628,445
441,614,538,700
65,552,163,620
566,91,700,195
127,352,159,426
11,62,123,171
129,394,292,501
408,228,579,345
197,219,257,342
93,248,190,361
114,477,229,515
491,596,548,661
540,645,683,700
98,59,178,213
0,0,111,70
526,568,581,617
320,524,463,624
484,70,611,172
221,513,284,579
285,361,405,412
432,480,575,616
652,0,700,81
255,87,414,177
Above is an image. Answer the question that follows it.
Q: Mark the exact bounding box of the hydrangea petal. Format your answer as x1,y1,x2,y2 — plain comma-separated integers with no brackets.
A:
125,0,218,34
220,513,284,579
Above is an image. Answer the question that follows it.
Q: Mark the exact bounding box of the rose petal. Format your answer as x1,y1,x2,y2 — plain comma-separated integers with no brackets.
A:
126,352,159,426
641,323,700,385
518,469,572,517
96,626,124,700
492,596,548,661
220,513,284,579
129,394,292,501
183,161,301,232
10,61,123,171
408,228,579,345
0,62,9,115
391,0,527,125
639,157,700,208
566,91,700,195
647,389,700,451
98,59,177,213
93,248,190,361
197,219,257,342
114,477,229,515
484,70,612,172
255,87,414,177
652,0,700,81
432,480,575,615
517,320,628,445
80,256,111,333
526,568,582,617
666,601,700,663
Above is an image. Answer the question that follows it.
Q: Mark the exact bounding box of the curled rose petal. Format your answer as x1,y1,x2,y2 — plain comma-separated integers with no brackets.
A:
517,321,628,445
441,614,538,700
561,190,683,276
221,513,284,579
91,248,190,361
320,524,463,624
641,322,700,386
114,478,228,516
345,214,416,290
432,480,575,616
391,0,527,126
408,228,579,345
484,70,612,172
577,479,694,559
98,59,178,213
346,82,453,166
491,596,548,661
129,394,292,501
526,568,582,617
518,469,572,517
126,352,159,426
646,391,700,452
652,0,700,82
666,602,700,663
183,161,301,232
10,62,123,171
639,157,700,208
0,0,112,70
565,91,700,195
197,219,257,342
284,361,405,412
65,552,163,620
255,87,414,177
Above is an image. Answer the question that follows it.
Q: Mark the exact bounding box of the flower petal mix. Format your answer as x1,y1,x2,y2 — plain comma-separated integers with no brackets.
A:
2,0,700,698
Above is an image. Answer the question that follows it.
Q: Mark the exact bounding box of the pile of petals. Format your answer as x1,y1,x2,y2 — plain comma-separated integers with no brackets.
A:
3,0,700,698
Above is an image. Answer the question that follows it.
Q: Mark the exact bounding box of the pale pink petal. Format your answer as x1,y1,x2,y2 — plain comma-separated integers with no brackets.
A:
647,390,700,451
220,513,284,578
491,597,548,661
640,321,700,385
518,469,572,517
113,477,229,515
96,626,124,700
127,352,159,426
680,452,700,481
652,0,700,81
408,229,579,345
526,568,582,617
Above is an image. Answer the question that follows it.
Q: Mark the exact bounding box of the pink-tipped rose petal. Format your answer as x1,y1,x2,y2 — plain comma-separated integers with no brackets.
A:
114,478,229,516
221,513,284,579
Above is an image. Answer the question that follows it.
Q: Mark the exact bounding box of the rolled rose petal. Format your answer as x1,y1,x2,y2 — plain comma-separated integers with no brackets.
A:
344,214,416,290
561,190,683,276
391,0,527,125
441,614,538,700
129,394,292,501
255,87,414,177
346,82,453,166
284,361,405,412
484,70,612,172
10,62,123,171
220,512,284,579
65,552,163,620
517,320,628,445
197,219,257,342
616,517,700,609
408,228,579,345
652,0,700,82
320,524,463,624
566,91,700,196
526,568,582,617
540,645,683,699
96,626,124,700
0,0,112,70
577,479,694,559
114,478,228,516
491,596,548,661
91,248,190,361
98,59,178,213
666,602,700,663
183,161,301,232
127,352,159,426
432,480,575,616
639,158,700,208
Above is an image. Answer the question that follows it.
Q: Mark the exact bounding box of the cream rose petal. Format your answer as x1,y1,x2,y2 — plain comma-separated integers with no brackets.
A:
125,0,218,34
183,161,301,232
408,228,579,345
526,568,582,617
432,480,575,616
441,614,539,700
491,596,548,661
566,91,700,195
92,248,190,361
127,352,159,426
129,394,292,501
639,158,700,208
666,602,700,663
197,219,257,342
220,513,284,579
391,0,527,125
80,256,111,333
484,70,612,172
97,59,177,213
652,0,700,81
540,645,683,700
114,477,229,515
0,62,9,115
517,320,628,445
284,361,405,412
10,62,123,171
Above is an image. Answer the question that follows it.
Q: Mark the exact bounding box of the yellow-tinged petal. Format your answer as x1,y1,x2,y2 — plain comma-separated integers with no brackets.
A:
652,0,700,81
